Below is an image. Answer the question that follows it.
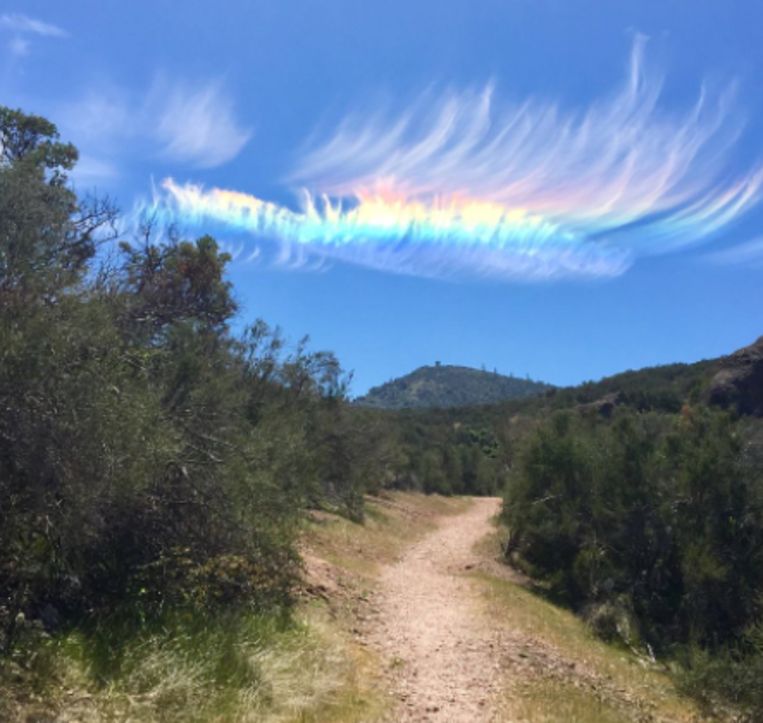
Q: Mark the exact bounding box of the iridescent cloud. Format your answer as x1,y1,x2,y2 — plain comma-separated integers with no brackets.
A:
147,37,763,281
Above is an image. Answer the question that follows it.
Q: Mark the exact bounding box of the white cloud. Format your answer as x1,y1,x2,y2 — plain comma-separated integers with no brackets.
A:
0,13,68,38
132,37,763,283
151,80,252,168
56,90,133,182
58,79,251,178
1,13,67,60
705,237,763,266
59,90,133,144
289,35,763,259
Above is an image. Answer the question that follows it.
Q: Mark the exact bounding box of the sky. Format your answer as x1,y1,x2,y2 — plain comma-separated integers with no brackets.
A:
2,1,763,394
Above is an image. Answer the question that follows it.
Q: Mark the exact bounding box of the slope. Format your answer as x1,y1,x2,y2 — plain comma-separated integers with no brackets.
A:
355,364,552,410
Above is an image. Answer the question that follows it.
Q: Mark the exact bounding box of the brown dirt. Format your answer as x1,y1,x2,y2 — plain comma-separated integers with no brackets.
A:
300,494,716,723
365,496,504,722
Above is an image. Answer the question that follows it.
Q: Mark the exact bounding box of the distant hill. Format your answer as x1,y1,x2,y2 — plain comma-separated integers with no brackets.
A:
355,364,553,409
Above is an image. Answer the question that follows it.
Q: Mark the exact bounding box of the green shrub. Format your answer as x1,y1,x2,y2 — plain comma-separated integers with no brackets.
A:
505,407,763,651
0,106,377,653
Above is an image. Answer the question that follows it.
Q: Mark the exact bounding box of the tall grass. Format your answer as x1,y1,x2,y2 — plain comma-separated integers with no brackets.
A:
0,608,378,722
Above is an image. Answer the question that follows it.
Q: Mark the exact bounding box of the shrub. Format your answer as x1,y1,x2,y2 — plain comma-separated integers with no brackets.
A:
504,408,763,652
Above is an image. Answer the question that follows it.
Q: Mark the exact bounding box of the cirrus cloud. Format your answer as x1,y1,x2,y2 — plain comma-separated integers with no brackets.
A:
142,36,763,281
58,78,252,182
152,80,252,168
705,236,763,267
0,13,67,38
0,12,67,57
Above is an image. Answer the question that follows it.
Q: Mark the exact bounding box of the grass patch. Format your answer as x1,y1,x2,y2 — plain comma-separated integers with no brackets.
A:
507,677,627,722
471,519,506,560
0,606,383,722
476,572,704,721
474,513,705,719
304,492,471,577
2,493,478,722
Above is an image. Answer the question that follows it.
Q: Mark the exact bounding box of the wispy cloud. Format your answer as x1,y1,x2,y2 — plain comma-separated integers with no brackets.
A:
59,89,134,144
0,12,67,57
0,13,68,38
152,80,252,168
143,178,631,280
146,37,763,282
705,237,763,266
58,79,251,181
290,35,762,254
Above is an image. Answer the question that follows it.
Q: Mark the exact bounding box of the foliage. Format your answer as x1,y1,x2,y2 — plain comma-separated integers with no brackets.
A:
3,102,761,717
0,607,370,722
503,404,763,715
679,625,763,720
542,360,717,414
0,106,384,660
505,408,763,649
378,407,509,495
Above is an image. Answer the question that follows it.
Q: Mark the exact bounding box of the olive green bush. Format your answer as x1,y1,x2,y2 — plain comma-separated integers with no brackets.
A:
505,408,763,650
0,106,370,654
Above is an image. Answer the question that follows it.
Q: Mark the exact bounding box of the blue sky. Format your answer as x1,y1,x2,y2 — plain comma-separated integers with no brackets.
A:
2,1,763,394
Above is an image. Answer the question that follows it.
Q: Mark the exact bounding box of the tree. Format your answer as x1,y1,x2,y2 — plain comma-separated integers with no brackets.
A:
0,107,77,170
0,107,114,299
119,235,237,337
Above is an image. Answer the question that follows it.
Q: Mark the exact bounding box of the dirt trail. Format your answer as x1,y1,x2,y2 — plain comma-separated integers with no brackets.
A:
367,497,503,722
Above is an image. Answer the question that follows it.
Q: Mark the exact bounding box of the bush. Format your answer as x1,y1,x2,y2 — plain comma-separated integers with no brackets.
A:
0,106,376,652
679,629,763,720
504,408,763,652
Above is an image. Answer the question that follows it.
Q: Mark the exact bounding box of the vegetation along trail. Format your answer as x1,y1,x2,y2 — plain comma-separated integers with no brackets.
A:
367,497,503,721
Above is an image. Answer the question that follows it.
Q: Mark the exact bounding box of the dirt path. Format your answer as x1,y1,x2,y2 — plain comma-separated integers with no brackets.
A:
366,497,503,722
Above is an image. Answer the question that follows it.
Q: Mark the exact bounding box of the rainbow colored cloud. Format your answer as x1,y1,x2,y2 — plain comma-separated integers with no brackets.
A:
147,37,763,281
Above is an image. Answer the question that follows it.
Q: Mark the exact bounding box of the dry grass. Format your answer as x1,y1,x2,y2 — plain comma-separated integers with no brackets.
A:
0,607,383,723
304,491,471,578
2,492,469,723
245,607,384,723
507,677,627,723
475,522,705,722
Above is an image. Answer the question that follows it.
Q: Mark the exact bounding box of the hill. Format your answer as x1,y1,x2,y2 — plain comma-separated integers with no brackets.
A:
541,358,720,414
354,364,552,409
512,335,763,418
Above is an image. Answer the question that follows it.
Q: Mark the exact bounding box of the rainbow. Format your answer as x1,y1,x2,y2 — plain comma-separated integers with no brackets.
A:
153,178,631,279
144,38,763,281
